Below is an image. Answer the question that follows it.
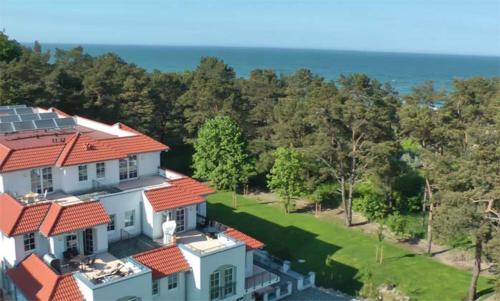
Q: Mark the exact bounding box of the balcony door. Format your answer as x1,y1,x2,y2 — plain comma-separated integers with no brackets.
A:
167,208,186,233
83,228,94,255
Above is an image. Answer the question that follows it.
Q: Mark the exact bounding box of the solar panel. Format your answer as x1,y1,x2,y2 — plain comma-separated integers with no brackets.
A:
14,107,34,115
55,118,76,128
34,119,57,129
0,123,14,133
0,105,26,110
13,121,36,131
0,115,21,123
0,109,15,115
20,114,40,121
38,112,58,119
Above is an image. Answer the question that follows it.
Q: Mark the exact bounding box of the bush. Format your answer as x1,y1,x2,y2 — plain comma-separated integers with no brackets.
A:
312,183,340,208
353,193,389,221
386,213,408,238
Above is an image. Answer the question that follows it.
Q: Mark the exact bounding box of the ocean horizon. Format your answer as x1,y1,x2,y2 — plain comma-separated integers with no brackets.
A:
31,43,500,94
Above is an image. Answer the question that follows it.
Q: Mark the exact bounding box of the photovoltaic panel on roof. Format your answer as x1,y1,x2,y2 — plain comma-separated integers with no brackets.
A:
38,112,58,119
0,115,21,123
14,107,34,115
0,105,26,110
0,109,15,115
0,123,14,133
34,119,56,129
20,114,40,121
55,118,76,128
13,121,36,131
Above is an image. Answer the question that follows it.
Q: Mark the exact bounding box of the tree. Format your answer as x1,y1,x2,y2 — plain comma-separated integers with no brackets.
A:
193,116,253,207
310,74,399,226
0,32,23,63
267,147,305,213
179,57,243,138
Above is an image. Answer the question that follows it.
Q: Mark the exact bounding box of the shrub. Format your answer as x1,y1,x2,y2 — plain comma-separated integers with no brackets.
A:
386,212,408,238
312,183,340,208
353,193,389,221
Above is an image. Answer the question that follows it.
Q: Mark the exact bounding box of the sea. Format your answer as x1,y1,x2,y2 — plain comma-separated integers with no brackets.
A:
39,43,500,95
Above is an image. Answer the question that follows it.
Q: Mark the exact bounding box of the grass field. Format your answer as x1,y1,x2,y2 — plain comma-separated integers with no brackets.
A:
207,192,495,301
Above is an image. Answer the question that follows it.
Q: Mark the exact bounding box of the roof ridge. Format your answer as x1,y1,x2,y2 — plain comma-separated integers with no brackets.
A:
55,132,80,167
40,203,64,237
133,244,178,257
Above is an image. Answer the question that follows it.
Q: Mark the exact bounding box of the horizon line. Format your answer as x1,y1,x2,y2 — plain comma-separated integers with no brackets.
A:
19,41,500,59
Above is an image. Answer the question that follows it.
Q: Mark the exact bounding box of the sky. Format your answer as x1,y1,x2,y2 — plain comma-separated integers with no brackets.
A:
1,0,499,56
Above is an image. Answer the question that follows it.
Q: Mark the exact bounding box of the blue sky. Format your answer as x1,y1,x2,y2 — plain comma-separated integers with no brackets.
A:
1,0,499,56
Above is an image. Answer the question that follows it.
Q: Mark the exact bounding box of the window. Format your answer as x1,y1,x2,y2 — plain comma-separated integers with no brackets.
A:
107,214,115,231
210,266,235,301
119,155,138,180
210,271,221,300
124,210,135,227
96,162,105,178
119,159,128,180
167,274,178,290
23,233,36,251
31,167,53,194
128,155,138,178
152,279,160,295
78,165,88,181
65,234,78,251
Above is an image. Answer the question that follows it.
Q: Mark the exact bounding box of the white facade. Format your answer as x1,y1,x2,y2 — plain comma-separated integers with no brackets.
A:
0,110,282,301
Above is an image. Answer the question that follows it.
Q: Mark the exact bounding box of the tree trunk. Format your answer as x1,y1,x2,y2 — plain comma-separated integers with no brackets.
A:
425,178,434,255
232,191,237,208
467,239,482,301
347,179,354,226
340,176,350,226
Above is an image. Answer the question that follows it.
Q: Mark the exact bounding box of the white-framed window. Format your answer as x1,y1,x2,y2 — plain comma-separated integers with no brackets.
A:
167,274,178,290
124,210,135,227
65,233,78,251
210,266,235,301
78,165,88,181
30,167,53,194
23,232,36,251
119,155,138,180
96,162,105,178
152,279,160,295
107,214,115,231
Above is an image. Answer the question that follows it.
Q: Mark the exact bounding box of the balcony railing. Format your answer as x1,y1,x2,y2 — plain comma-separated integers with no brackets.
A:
245,270,280,293
209,282,236,301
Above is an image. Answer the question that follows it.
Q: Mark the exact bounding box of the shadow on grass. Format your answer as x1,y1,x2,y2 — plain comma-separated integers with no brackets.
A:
208,202,364,295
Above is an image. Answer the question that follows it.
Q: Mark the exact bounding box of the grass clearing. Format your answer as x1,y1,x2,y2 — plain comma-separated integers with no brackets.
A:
207,192,495,301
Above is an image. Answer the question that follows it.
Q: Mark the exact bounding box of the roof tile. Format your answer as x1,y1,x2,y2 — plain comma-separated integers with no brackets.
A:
145,185,204,212
225,228,264,250
133,246,190,278
6,254,83,301
0,193,50,237
40,201,110,236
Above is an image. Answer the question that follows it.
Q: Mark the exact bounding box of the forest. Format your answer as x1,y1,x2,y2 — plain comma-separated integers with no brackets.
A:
0,33,498,300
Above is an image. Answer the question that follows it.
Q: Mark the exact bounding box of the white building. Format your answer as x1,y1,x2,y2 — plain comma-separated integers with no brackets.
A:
0,105,282,301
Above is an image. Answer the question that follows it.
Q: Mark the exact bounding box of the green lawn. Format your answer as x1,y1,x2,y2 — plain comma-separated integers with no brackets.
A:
207,192,495,301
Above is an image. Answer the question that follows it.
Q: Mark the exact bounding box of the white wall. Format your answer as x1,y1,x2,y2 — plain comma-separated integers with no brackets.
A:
155,272,186,301
0,233,49,267
95,225,108,254
137,152,161,177
180,244,247,301
245,250,254,277
74,269,153,301
0,168,62,197
60,160,120,194
98,190,143,242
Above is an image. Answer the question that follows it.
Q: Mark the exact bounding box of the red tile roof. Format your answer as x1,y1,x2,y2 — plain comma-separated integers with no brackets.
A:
101,134,169,155
40,201,110,236
225,228,264,250
133,246,190,278
6,254,83,301
0,109,169,172
170,177,216,196
145,185,204,212
56,133,126,166
0,193,50,237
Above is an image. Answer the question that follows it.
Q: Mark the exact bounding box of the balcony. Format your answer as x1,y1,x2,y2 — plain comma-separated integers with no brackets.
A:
72,252,149,288
245,265,280,294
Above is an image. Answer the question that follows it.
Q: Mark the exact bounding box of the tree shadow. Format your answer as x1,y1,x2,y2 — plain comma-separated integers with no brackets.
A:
208,202,363,295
